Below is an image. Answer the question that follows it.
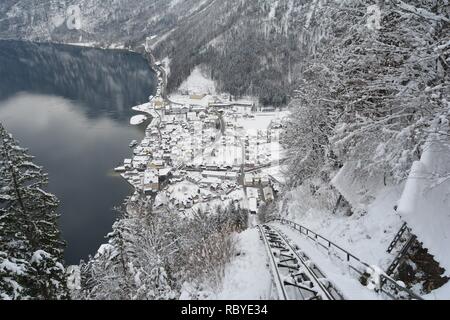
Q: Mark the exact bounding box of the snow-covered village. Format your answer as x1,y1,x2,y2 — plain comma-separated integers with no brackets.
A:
120,62,285,222
0,0,449,307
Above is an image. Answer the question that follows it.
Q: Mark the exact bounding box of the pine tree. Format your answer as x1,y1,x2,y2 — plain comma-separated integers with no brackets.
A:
0,123,67,300
79,200,178,300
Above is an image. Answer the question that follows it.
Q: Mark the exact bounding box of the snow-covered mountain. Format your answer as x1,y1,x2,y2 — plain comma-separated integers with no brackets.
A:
0,0,211,44
0,0,316,105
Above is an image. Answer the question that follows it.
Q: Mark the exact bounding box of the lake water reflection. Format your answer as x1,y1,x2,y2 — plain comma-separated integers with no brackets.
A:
0,40,156,264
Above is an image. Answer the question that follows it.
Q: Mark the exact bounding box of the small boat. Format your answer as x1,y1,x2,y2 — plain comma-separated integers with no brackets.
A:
129,140,138,148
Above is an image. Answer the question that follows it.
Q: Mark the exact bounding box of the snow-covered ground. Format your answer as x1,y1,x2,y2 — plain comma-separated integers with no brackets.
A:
167,181,199,204
236,111,288,130
169,93,214,108
169,65,260,109
272,223,380,300
262,165,287,185
130,114,147,125
425,281,450,300
162,57,171,77
179,66,216,95
283,184,405,270
398,124,450,275
67,42,99,48
66,42,126,50
208,228,273,300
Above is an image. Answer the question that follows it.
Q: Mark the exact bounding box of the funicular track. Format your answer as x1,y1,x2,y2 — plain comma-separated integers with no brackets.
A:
258,225,344,300
272,218,424,300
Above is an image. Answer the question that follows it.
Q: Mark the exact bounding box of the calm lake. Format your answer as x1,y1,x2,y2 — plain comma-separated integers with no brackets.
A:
0,40,156,264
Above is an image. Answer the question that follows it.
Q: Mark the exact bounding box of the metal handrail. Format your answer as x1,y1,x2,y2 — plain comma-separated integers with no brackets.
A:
275,218,370,270
273,217,423,300
258,225,343,300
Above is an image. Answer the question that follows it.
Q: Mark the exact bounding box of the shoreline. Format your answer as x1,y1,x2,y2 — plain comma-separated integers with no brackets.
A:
120,47,286,221
118,47,167,201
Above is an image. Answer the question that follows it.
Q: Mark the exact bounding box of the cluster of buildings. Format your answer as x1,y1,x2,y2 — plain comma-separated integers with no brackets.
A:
118,104,220,195
118,67,285,216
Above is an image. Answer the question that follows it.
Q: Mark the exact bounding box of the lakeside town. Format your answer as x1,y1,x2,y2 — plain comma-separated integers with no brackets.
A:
115,54,288,220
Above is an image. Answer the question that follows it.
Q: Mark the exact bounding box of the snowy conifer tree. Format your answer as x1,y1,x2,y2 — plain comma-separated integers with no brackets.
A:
0,123,67,300
79,200,178,300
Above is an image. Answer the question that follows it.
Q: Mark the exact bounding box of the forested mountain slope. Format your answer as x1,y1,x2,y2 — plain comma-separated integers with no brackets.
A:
1,0,317,106
154,0,311,106
0,0,211,45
